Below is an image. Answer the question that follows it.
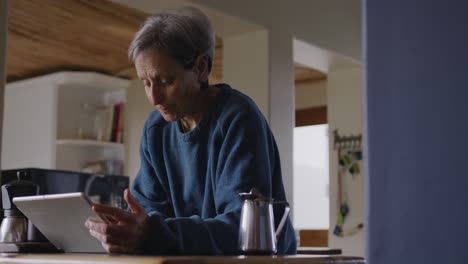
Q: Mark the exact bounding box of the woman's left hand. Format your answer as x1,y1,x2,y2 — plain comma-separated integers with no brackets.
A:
85,189,150,254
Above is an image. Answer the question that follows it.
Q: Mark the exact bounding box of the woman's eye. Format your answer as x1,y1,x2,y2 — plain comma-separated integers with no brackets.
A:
158,78,172,86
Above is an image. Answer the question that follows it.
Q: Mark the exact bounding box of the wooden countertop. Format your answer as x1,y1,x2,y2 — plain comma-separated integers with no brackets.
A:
0,254,365,264
296,247,342,255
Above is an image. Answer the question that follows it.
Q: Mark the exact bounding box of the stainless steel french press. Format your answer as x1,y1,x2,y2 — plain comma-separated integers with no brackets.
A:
238,188,290,255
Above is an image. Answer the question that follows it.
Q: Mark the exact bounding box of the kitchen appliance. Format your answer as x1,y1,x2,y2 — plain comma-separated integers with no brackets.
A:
238,188,290,255
0,171,39,242
0,168,129,245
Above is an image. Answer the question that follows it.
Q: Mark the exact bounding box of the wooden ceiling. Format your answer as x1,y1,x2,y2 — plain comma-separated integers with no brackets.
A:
294,64,326,83
6,0,325,84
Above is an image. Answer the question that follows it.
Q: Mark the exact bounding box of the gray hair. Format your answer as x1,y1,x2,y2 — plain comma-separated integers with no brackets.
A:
128,6,215,73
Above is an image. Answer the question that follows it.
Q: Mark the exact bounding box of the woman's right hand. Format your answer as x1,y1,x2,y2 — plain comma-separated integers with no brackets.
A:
85,189,150,254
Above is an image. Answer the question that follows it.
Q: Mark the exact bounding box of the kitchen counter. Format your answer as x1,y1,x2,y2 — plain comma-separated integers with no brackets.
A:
0,254,365,264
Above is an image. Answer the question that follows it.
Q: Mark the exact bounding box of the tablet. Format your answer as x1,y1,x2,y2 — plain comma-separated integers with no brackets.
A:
13,192,109,253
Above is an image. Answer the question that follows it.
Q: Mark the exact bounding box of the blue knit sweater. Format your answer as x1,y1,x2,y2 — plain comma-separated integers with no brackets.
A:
131,84,296,255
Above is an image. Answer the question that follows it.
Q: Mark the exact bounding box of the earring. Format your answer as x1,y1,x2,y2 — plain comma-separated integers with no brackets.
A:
200,80,209,91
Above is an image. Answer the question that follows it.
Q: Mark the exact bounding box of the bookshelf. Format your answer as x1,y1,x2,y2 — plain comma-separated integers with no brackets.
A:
1,71,129,175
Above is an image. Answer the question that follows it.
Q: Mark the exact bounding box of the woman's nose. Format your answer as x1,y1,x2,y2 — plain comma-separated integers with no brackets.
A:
150,86,164,105
156,89,165,105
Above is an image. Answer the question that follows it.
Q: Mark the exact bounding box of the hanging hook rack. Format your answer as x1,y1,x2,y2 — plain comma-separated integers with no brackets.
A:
333,129,364,237
333,129,362,150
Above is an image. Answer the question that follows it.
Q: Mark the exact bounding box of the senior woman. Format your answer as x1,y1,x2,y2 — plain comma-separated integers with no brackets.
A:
85,6,296,255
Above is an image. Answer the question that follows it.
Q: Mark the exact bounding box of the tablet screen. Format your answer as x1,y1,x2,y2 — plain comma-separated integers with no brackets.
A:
13,192,107,253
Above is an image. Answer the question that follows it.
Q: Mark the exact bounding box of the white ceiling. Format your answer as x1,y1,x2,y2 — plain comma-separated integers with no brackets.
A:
110,0,263,38
111,0,361,73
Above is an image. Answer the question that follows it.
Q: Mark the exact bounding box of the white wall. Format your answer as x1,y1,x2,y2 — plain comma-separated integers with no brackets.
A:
192,0,361,62
327,66,364,256
295,80,327,110
2,82,56,170
124,80,154,183
268,31,295,207
223,30,269,117
293,39,357,75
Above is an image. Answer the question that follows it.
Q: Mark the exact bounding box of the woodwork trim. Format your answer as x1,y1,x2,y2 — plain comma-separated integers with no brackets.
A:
0,0,8,165
299,229,328,247
295,106,327,127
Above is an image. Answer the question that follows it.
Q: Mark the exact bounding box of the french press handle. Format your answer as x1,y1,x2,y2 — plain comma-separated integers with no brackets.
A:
273,201,290,238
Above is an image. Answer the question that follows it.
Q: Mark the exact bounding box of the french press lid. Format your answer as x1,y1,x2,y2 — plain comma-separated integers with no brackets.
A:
239,188,273,202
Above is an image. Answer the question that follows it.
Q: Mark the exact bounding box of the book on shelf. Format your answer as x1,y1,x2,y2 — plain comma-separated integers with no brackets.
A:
110,102,124,143
81,159,123,175
104,106,115,142
115,102,124,143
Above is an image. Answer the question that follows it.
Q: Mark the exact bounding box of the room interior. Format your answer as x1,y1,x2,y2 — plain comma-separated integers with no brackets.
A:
1,0,367,257
3,0,468,263
5,0,356,254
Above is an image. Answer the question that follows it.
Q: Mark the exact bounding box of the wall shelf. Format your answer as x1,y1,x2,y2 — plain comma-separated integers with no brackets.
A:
2,71,129,173
56,139,124,150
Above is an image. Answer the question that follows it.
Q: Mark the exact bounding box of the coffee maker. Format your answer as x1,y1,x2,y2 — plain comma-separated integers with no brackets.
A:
0,171,39,242
0,168,129,245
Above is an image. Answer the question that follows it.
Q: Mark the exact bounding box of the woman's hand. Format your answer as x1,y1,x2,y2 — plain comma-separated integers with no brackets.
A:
85,189,150,254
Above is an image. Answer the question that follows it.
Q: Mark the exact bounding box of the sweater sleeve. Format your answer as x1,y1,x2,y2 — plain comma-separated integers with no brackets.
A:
131,123,174,219
141,109,279,255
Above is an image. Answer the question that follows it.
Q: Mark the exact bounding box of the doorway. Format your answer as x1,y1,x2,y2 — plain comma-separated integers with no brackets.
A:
293,67,329,246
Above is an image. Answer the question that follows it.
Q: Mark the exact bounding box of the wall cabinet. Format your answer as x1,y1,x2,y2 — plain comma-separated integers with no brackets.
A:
1,71,129,175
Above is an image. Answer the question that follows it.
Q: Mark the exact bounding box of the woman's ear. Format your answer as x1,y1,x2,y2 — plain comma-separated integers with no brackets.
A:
194,55,210,82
